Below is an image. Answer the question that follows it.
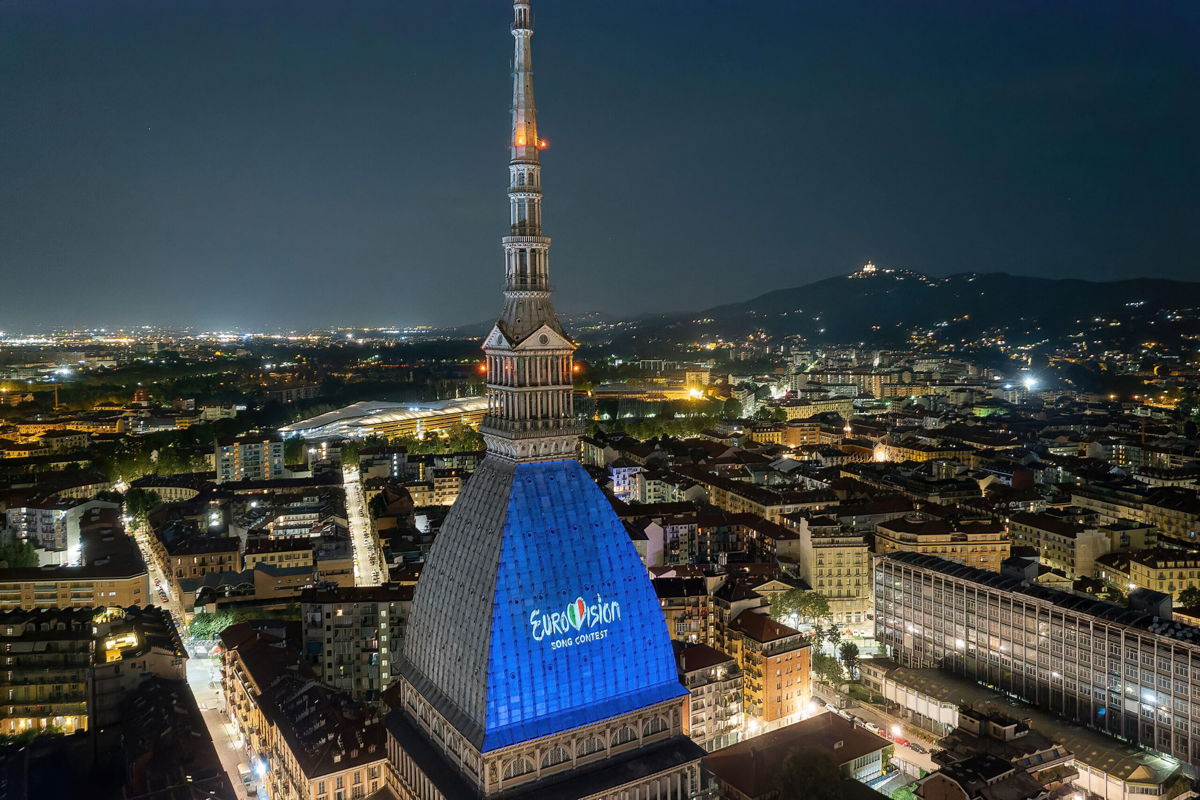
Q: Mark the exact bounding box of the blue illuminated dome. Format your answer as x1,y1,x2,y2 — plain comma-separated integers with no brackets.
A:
398,458,685,751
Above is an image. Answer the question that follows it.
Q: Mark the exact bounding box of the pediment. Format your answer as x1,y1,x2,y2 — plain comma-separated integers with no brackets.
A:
509,323,575,351
484,325,511,350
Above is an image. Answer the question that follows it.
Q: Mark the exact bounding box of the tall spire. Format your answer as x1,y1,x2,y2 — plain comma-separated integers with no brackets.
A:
480,0,582,463
395,3,694,782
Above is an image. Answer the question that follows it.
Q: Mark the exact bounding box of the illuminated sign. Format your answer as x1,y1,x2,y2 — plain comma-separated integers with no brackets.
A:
480,459,686,751
529,593,622,648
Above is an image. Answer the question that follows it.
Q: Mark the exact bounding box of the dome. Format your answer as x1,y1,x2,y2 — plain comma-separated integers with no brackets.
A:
398,457,685,751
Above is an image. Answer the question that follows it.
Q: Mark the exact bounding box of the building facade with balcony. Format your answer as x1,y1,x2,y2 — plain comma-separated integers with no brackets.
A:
300,585,413,704
723,610,810,733
675,642,741,752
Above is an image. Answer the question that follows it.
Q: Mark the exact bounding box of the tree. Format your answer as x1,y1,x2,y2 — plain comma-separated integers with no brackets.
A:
0,540,39,569
0,724,65,746
1178,587,1200,607
775,746,846,800
812,652,844,686
826,624,842,650
125,488,162,525
839,641,861,679
188,610,249,640
444,423,484,453
754,405,786,422
284,437,309,465
722,397,743,419
811,625,826,647
771,588,832,625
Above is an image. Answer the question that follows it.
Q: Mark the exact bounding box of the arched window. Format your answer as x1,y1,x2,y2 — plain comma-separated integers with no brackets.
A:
642,716,669,736
502,757,534,780
541,746,570,768
578,736,605,756
611,726,637,746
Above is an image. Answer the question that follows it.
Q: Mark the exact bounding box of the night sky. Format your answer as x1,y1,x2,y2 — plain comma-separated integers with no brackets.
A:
2,0,1198,331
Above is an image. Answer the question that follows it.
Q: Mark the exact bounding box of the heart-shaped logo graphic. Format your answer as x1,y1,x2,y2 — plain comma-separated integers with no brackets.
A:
566,597,586,631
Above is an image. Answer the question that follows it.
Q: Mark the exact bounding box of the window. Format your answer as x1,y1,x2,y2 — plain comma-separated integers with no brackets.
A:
541,746,569,768
578,736,605,756
643,717,668,736
612,726,637,746
502,757,534,779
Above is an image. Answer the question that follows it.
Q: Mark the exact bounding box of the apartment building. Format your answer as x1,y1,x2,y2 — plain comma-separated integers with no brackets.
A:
876,437,979,466
674,642,741,752
1127,549,1200,596
723,610,810,732
300,585,413,703
782,420,822,447
785,514,872,628
0,509,148,610
1008,510,1155,580
220,624,388,800
874,514,1009,573
430,468,466,506
654,577,712,644
244,537,315,571
1072,485,1200,544
876,551,1200,766
215,434,285,483
0,606,185,735
675,467,833,523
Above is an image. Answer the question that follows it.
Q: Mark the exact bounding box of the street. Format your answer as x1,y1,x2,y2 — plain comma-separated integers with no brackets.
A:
343,464,385,586
125,508,254,797
188,653,259,800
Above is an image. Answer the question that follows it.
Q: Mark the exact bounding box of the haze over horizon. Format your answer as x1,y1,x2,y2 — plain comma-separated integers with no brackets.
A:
3,0,1198,331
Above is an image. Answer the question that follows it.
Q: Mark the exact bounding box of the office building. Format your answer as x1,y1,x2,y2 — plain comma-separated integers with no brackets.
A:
876,551,1200,767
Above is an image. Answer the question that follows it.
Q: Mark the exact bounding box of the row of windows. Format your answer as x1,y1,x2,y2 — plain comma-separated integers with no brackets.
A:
498,717,671,779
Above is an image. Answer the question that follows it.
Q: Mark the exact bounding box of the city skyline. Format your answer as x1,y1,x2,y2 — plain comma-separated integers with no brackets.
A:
3,0,1198,330
3,3,1200,800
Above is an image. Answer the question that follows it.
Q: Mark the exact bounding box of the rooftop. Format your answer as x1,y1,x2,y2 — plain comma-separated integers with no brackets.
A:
704,712,889,797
